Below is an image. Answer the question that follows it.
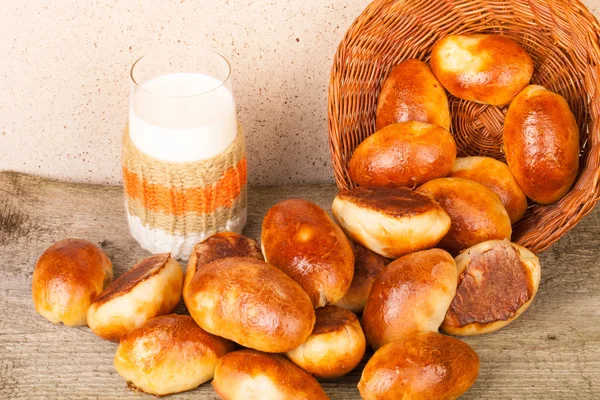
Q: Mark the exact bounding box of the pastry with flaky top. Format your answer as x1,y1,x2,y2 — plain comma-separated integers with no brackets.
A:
348,121,456,188
114,314,234,396
430,34,533,105
186,257,315,353
359,332,479,400
32,238,113,326
442,239,541,335
213,350,329,400
362,249,457,350
261,199,354,308
332,187,450,258
87,253,183,341
286,305,366,378
376,59,450,130
335,242,388,313
417,177,512,255
183,231,263,298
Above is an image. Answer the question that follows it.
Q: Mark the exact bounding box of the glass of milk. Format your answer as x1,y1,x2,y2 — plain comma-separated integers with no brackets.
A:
123,45,247,260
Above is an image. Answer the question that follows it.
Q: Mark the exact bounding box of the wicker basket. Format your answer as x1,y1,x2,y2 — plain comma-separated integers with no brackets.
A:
328,0,600,253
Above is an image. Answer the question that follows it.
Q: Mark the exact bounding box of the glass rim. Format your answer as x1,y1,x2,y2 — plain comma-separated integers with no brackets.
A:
130,45,232,98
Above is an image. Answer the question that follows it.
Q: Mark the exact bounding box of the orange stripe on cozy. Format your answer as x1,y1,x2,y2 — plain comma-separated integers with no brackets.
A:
123,158,247,216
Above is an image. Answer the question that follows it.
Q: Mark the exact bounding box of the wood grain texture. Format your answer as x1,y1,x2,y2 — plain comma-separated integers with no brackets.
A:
1,170,599,399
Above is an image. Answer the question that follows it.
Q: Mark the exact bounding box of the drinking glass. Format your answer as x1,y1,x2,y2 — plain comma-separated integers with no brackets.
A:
122,45,247,260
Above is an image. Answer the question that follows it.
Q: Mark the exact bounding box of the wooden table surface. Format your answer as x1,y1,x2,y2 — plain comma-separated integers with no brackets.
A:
1,171,599,399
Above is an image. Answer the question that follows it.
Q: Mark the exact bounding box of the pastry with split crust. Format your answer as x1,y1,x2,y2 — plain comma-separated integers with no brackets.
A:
87,253,183,341
442,239,541,335
332,187,451,258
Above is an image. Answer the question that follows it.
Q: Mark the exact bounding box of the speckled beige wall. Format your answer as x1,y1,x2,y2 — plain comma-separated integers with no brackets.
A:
0,0,369,185
2,0,600,186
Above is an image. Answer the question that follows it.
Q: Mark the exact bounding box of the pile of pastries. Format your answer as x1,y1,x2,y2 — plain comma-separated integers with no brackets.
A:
31,33,579,399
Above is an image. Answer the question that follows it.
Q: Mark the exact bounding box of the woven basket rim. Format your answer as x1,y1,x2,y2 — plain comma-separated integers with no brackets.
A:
327,0,600,253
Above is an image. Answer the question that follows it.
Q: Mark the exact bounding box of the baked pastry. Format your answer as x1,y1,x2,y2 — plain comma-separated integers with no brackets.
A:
442,239,541,335
503,85,580,204
186,257,315,353
334,242,388,313
362,249,457,350
32,238,113,326
430,34,533,105
376,59,450,130
286,305,366,378
87,253,183,341
213,350,329,400
332,187,451,258
261,199,354,308
114,314,234,396
358,332,479,400
451,156,528,223
183,232,263,298
417,178,512,255
348,121,456,188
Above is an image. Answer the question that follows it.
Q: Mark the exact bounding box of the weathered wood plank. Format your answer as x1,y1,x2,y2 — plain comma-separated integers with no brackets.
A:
1,171,599,399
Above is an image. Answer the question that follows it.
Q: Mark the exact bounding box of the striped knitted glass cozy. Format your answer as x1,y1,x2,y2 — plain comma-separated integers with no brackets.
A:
121,124,247,260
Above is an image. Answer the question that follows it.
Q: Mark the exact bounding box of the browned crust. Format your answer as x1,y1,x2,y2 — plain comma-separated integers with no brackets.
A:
450,157,527,223
193,232,263,270
347,122,456,188
353,242,388,282
213,350,329,399
187,257,315,352
359,332,479,399
32,239,113,317
261,199,354,307
336,187,438,218
33,238,112,289
311,305,359,335
119,314,234,366
375,59,449,130
445,241,533,327
431,35,533,105
93,254,170,305
416,178,512,255
503,86,579,204
362,248,455,349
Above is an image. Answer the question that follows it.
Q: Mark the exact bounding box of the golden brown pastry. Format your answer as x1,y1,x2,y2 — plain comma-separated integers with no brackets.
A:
186,257,315,353
261,199,354,308
32,238,113,326
183,232,263,298
358,332,479,400
348,121,456,188
334,242,388,313
213,350,329,400
442,239,541,336
451,156,528,223
503,85,580,204
417,178,512,255
332,187,451,258
87,253,183,341
376,59,450,130
362,249,457,350
286,305,366,378
430,34,533,105
114,314,234,396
